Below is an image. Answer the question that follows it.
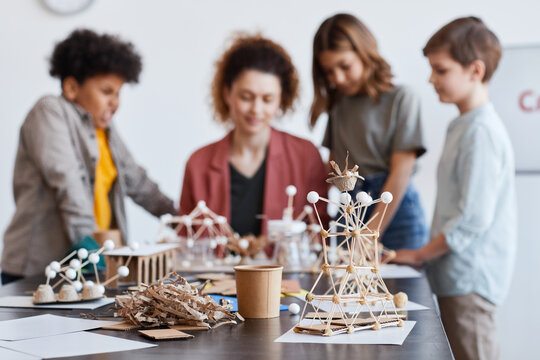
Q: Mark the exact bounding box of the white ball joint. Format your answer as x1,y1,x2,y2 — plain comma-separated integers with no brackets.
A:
303,205,313,214
69,259,81,270
289,303,300,315
307,191,319,204
117,266,130,278
356,191,371,204
88,253,100,264
239,238,250,250
286,185,297,196
381,191,393,204
103,239,115,251
129,242,140,251
339,192,352,205
65,268,77,280
45,266,56,279
203,218,213,227
73,280,83,292
77,248,88,260
197,200,208,213
49,261,61,272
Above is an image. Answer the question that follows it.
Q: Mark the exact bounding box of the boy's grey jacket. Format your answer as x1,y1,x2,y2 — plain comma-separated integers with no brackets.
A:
2,95,176,276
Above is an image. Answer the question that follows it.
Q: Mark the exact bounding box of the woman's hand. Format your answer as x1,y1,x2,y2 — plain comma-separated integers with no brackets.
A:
392,249,423,267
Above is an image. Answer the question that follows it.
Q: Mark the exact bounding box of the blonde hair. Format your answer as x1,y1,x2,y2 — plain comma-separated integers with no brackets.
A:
310,14,393,127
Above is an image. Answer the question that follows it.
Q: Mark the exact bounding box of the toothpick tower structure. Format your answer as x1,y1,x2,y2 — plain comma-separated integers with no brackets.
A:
293,158,405,336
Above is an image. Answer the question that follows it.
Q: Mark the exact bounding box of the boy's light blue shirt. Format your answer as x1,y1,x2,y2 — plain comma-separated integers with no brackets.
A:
426,103,517,305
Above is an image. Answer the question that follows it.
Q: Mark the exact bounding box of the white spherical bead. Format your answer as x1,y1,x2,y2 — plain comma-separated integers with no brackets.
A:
217,236,228,245
313,243,323,252
88,253,100,264
209,239,217,249
303,205,313,214
307,191,319,204
103,239,115,250
77,248,88,260
96,285,105,295
84,281,95,288
181,260,191,268
308,224,321,232
186,238,195,248
129,242,139,251
69,259,81,269
182,216,192,226
160,213,173,223
49,261,61,272
197,200,207,209
289,303,300,315
73,280,83,292
216,216,227,224
381,191,393,204
239,238,250,249
45,269,56,279
286,185,297,196
65,268,77,280
339,192,352,204
203,218,213,227
117,266,130,277
356,191,371,204
204,261,213,268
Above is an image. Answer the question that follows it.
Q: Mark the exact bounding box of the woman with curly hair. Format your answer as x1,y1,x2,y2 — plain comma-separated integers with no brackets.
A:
1,29,175,284
311,14,428,250
179,34,328,238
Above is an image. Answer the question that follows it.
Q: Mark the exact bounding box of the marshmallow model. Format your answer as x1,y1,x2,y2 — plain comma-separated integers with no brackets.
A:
293,155,406,337
33,237,124,304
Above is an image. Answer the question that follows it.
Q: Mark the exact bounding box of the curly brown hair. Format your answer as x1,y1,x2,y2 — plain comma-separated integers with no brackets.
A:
310,14,393,127
211,33,299,123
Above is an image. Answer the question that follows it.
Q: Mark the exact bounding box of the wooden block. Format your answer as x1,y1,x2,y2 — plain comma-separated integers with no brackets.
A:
102,321,140,331
138,329,194,340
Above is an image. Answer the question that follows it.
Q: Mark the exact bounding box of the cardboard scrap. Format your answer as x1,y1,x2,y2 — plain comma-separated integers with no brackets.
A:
138,329,194,340
196,273,233,281
114,273,236,328
102,321,141,331
281,279,301,294
169,324,209,331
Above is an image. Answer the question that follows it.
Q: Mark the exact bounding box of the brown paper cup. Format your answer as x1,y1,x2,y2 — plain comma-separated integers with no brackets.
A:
234,265,283,318
93,229,122,248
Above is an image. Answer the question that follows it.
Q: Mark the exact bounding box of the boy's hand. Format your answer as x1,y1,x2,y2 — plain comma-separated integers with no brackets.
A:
392,249,423,267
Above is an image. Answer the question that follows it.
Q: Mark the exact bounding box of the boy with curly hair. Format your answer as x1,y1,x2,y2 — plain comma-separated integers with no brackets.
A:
1,29,175,284
393,17,516,360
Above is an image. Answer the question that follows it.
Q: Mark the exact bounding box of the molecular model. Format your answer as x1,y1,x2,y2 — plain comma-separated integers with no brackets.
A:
33,239,134,304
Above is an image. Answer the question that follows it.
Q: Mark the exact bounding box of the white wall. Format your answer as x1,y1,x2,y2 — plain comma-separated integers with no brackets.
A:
1,0,539,358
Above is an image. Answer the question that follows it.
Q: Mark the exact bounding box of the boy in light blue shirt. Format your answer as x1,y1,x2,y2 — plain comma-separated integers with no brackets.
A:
393,17,516,360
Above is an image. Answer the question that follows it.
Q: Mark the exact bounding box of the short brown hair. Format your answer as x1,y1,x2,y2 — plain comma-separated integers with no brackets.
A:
211,33,299,124
423,17,502,82
310,13,393,127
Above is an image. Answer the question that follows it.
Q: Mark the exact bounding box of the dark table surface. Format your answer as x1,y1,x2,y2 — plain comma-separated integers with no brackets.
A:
0,271,453,360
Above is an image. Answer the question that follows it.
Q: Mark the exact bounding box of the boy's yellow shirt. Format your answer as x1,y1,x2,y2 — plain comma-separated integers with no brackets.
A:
94,128,117,230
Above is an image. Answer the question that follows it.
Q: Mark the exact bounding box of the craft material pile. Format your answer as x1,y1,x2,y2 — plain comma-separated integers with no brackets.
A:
114,273,237,328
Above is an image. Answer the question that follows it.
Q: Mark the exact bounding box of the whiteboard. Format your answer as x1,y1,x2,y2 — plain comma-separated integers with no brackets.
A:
490,45,540,173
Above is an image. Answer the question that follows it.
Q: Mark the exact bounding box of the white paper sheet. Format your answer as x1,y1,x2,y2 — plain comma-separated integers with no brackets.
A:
0,314,119,341
275,319,415,344
0,296,115,310
0,331,156,359
0,347,40,360
379,264,422,279
294,296,429,312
